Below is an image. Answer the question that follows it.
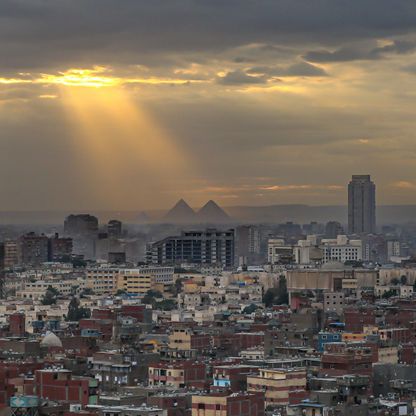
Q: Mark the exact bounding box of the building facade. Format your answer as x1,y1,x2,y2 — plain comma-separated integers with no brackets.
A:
148,229,235,268
348,175,376,234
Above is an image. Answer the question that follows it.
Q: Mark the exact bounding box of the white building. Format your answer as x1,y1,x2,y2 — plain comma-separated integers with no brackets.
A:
267,239,293,264
320,235,362,263
387,240,401,261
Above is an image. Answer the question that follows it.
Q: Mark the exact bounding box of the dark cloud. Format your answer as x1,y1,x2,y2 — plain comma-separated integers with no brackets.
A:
305,40,416,62
248,61,327,77
1,1,416,71
286,61,327,76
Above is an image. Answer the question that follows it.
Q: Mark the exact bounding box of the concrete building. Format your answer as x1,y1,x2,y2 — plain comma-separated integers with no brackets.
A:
86,266,120,294
17,278,86,300
348,175,376,234
387,240,401,261
48,233,73,261
235,225,262,265
147,229,235,268
325,221,344,238
267,239,293,264
4,240,18,268
323,291,344,315
17,233,49,266
293,238,323,265
107,219,122,238
320,235,362,263
86,266,174,295
64,214,99,235
286,267,378,299
247,368,307,407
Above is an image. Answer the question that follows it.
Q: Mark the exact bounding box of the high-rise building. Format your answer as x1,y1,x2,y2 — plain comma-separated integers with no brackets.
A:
147,229,235,268
64,214,98,236
348,175,376,234
48,233,73,262
17,232,49,266
3,241,18,268
325,221,344,238
235,225,261,265
107,219,122,238
64,214,98,260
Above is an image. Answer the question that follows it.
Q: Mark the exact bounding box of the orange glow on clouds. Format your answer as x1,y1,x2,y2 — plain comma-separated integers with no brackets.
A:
54,81,193,205
1,66,203,88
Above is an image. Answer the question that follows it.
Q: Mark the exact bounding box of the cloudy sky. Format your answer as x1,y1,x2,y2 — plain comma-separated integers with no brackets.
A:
1,0,416,210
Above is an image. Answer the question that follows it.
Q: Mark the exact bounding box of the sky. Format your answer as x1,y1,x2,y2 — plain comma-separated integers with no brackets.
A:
1,0,416,210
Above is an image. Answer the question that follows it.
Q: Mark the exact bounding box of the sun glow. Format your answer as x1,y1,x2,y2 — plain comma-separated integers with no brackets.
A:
0,66,203,89
40,67,121,88
58,83,192,205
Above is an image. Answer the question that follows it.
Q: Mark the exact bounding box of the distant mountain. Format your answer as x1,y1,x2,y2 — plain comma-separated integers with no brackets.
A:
224,204,416,225
164,199,196,223
197,200,230,223
224,204,346,224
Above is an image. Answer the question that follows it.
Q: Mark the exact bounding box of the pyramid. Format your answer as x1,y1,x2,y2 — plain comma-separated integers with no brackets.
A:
164,199,197,223
197,200,230,223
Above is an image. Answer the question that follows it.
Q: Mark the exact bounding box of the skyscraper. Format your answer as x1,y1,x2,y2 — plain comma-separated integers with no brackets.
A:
348,175,376,234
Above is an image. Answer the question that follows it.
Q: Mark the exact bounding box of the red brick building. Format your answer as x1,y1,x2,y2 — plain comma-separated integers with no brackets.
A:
9,313,26,337
344,308,375,332
192,392,264,416
79,319,113,341
149,361,206,389
321,343,373,379
35,369,98,406
212,364,259,392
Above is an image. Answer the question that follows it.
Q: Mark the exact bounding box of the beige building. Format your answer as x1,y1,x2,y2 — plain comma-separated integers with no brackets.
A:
4,241,18,268
378,346,398,364
323,292,344,315
168,327,193,351
286,268,378,295
192,392,264,416
247,368,306,407
86,266,174,295
378,268,416,286
268,239,293,264
17,278,86,300
86,267,120,294
117,269,153,295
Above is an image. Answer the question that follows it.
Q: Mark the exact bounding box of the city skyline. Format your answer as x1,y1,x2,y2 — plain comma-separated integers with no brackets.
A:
1,2,416,209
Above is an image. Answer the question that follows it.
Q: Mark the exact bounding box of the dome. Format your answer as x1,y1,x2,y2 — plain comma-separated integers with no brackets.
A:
40,331,63,348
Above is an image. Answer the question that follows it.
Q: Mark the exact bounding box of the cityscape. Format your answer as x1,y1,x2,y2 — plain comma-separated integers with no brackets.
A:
2,2,416,416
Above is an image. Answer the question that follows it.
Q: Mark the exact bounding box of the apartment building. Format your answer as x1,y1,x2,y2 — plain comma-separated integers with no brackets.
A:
147,229,235,268
247,368,307,407
86,266,174,295
192,392,264,416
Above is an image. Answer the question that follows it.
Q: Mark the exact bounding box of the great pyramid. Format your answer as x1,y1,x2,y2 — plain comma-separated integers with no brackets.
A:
164,199,197,223
197,200,230,223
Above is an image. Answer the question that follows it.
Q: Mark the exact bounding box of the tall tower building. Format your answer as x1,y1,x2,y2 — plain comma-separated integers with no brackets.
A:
348,175,376,234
